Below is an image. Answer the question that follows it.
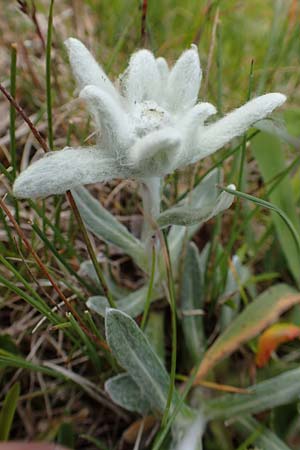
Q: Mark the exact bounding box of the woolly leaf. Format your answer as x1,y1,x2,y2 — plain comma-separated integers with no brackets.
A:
105,309,174,414
87,284,161,318
72,186,146,269
158,186,235,228
0,382,20,440
206,366,300,421
105,373,151,414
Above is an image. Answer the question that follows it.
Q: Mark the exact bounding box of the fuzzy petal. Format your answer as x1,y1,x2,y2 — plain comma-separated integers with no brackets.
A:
64,38,118,100
80,85,133,154
13,147,119,198
130,127,181,166
180,102,217,134
188,93,286,164
176,103,217,167
123,50,161,104
166,45,202,113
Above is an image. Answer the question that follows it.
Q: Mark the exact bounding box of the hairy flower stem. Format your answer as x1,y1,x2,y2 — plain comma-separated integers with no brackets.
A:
160,230,177,427
140,176,161,234
141,242,156,330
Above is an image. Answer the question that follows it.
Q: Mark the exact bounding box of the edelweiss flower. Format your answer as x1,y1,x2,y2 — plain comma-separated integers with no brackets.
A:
13,38,286,199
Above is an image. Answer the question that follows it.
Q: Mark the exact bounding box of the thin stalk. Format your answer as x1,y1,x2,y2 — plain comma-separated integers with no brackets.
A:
216,19,222,115
0,206,14,248
160,230,177,428
46,0,54,150
141,0,148,47
0,162,13,181
0,254,58,320
31,221,96,294
152,361,203,450
215,157,300,273
216,60,255,293
221,186,300,258
141,244,156,330
0,82,49,152
10,44,17,180
0,197,108,350
67,313,103,372
235,152,300,245
29,199,75,254
66,191,116,308
237,59,254,190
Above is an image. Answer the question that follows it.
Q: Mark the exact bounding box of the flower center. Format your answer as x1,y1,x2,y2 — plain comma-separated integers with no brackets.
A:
133,100,172,137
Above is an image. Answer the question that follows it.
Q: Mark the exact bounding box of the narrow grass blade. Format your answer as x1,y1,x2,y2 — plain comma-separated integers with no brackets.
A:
0,382,20,441
10,43,17,180
222,184,300,287
46,0,54,150
252,131,300,285
67,312,103,372
0,350,64,378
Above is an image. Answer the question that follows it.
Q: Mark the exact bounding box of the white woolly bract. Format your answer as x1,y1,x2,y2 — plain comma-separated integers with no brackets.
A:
13,38,286,198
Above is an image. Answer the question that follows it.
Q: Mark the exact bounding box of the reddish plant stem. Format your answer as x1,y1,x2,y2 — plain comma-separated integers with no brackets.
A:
31,0,46,51
0,197,108,350
141,0,148,47
0,82,49,153
0,70,112,347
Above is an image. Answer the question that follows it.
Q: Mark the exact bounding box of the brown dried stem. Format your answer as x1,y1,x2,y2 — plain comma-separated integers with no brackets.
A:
0,196,108,350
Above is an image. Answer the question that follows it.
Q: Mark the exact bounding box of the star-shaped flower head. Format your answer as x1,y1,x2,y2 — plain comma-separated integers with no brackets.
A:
13,38,286,199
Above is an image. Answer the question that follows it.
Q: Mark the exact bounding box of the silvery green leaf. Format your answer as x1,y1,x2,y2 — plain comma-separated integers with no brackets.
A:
205,367,300,420
105,373,151,415
180,243,205,363
220,255,251,330
168,168,220,270
235,416,291,450
198,242,211,285
105,308,175,414
72,186,147,270
87,284,162,318
13,147,118,199
87,296,108,316
157,185,235,228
